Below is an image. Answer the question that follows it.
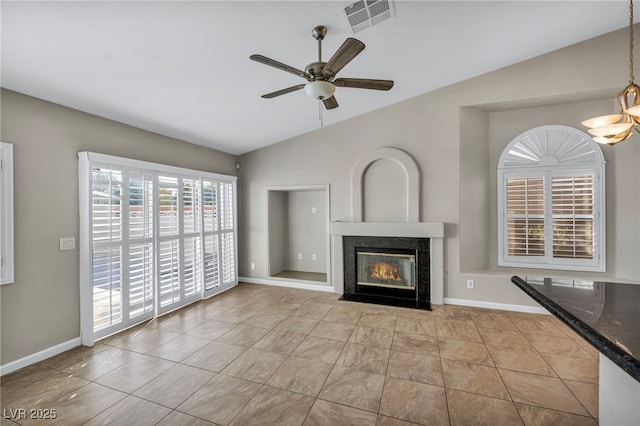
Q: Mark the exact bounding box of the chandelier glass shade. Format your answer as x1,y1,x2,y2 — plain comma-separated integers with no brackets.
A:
582,0,640,145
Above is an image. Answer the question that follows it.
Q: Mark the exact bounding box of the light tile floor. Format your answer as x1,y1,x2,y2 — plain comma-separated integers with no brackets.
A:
1,283,600,425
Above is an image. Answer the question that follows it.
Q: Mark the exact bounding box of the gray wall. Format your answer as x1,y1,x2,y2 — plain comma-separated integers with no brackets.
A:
238,25,640,307
363,159,407,222
267,190,288,275
267,189,327,275
286,190,326,273
0,89,237,365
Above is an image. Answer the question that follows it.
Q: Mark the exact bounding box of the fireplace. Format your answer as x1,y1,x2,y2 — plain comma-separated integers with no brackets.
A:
342,236,430,309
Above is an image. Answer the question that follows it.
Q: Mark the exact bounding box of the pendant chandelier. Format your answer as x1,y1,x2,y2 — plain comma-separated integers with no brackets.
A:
583,0,640,145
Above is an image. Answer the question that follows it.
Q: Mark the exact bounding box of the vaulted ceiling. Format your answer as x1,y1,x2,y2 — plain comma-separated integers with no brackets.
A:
1,1,631,155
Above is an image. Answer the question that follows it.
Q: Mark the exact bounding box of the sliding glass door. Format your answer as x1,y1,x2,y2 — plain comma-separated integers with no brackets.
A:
79,152,237,344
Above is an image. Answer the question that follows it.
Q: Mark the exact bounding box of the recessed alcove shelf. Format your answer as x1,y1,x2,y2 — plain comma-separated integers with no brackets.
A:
266,185,330,285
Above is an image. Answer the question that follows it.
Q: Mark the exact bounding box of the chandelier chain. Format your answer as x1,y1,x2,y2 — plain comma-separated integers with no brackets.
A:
631,0,635,83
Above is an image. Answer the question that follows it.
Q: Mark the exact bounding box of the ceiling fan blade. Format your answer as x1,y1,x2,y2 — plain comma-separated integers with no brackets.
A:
250,54,312,80
261,84,306,99
322,38,365,78
333,78,394,91
323,96,339,110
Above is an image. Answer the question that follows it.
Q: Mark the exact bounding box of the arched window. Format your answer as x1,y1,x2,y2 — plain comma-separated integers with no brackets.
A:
497,125,605,272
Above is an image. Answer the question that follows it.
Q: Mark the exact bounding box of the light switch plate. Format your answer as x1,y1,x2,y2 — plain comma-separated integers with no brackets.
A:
60,237,76,251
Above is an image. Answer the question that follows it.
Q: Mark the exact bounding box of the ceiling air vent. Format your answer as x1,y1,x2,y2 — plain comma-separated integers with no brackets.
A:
343,0,395,34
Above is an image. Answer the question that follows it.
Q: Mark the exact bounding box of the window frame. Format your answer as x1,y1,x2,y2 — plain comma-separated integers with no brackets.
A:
497,125,606,272
79,152,237,345
0,142,14,285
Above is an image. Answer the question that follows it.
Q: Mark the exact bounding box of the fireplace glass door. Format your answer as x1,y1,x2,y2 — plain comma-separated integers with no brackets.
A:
357,250,416,290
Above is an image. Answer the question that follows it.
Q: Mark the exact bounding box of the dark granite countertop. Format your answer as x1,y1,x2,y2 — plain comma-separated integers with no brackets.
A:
511,275,640,383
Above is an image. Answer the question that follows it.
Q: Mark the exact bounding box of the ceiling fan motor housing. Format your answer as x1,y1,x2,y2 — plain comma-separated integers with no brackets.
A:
305,62,328,78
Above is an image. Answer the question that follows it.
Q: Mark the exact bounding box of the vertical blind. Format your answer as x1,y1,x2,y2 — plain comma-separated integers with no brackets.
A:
79,152,237,344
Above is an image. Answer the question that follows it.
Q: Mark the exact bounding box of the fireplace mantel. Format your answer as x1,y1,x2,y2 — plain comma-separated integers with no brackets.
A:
330,221,444,304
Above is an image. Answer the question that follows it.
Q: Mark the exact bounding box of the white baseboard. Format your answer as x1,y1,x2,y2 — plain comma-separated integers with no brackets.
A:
239,277,335,293
0,337,81,377
443,297,550,315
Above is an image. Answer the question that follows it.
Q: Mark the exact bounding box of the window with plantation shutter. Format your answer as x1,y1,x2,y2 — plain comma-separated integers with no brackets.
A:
0,142,14,285
79,152,237,344
498,126,605,272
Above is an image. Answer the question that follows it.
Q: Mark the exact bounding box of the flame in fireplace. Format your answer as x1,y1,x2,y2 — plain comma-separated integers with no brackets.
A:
366,262,403,282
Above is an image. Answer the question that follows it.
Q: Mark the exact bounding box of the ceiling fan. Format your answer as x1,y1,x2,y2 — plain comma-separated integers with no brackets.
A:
250,25,394,110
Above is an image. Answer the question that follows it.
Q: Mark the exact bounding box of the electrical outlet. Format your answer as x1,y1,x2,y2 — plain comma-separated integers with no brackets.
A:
311,207,317,214
59,237,76,251
250,262,256,270
466,279,475,289
312,254,317,261
297,253,303,260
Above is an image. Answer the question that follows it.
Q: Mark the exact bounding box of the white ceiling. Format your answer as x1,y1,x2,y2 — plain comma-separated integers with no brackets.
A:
1,1,632,155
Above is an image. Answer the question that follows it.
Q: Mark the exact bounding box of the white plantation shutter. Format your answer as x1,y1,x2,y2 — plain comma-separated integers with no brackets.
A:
158,176,179,236
202,180,222,296
182,179,202,300
158,239,180,307
92,247,122,331
203,234,220,291
127,173,154,320
552,174,595,260
220,181,234,231
91,168,125,335
505,177,545,257
183,237,202,297
0,142,14,285
219,182,236,286
79,152,237,345
157,176,181,311
498,126,605,272
222,232,236,284
128,243,153,318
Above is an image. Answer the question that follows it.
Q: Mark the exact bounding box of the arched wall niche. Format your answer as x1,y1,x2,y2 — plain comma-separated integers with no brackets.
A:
351,147,420,222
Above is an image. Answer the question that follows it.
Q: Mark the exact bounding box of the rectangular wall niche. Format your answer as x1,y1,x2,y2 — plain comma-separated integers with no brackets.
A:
342,236,430,309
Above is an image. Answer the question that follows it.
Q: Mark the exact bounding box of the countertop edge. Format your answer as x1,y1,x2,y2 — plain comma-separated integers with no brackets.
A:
511,275,640,384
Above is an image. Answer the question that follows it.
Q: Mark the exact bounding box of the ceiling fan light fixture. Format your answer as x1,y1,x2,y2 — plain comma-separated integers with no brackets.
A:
304,80,336,100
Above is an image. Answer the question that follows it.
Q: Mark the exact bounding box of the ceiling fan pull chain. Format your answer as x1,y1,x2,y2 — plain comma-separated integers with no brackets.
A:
319,100,324,127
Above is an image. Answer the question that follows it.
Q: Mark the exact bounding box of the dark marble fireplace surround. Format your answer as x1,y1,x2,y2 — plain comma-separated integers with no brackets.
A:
342,235,431,310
